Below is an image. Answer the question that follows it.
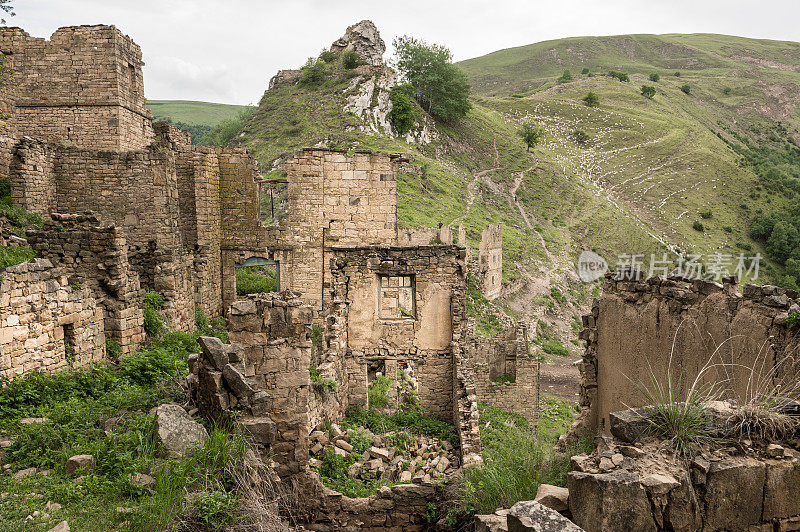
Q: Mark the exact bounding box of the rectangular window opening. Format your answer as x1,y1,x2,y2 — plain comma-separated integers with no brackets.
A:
378,275,415,320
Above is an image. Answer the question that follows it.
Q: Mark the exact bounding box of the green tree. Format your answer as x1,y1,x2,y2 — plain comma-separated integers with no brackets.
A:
393,36,471,122
581,68,590,75
641,85,656,99
517,123,544,152
573,129,590,145
0,0,13,24
557,69,573,83
649,73,660,82
341,49,362,69
299,57,328,86
583,92,599,107
681,84,691,94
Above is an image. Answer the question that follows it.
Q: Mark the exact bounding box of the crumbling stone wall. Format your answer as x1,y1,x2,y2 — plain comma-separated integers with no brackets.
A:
579,273,800,434
0,25,154,152
8,136,55,215
470,323,539,429
477,224,502,300
26,213,145,355
396,225,453,246
328,245,467,421
0,258,106,378
569,406,800,532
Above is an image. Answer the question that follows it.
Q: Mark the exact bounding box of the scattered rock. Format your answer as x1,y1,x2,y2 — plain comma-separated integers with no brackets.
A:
608,408,653,444
45,500,62,512
19,417,47,425
475,513,509,532
767,444,785,459
335,439,354,453
534,484,569,512
48,521,69,532
131,472,155,491
65,455,94,476
599,457,615,472
507,500,583,531
642,473,680,496
13,467,36,480
152,403,208,457
611,453,624,466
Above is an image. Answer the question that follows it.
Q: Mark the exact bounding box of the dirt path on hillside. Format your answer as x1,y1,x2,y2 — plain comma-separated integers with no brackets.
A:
450,166,501,227
539,355,581,404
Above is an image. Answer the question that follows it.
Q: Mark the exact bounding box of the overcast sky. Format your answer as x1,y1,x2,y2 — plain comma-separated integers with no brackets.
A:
12,0,800,105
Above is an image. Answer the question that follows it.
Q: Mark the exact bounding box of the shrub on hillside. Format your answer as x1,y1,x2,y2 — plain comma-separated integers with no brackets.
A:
542,340,570,357
681,84,691,94
608,70,630,82
641,85,656,99
723,86,732,95
675,71,681,77
557,69,572,84
649,73,660,82
700,210,712,219
388,84,417,136
582,91,599,107
581,68,590,75
204,108,254,147
341,49,362,69
319,49,336,63
693,220,704,231
517,122,545,152
572,129,590,145
299,57,329,86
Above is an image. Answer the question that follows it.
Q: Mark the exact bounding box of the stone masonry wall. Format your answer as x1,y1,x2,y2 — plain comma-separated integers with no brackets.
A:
328,245,467,421
478,223,502,300
26,213,145,355
471,323,539,429
0,258,106,379
579,272,800,434
0,25,154,151
8,136,55,215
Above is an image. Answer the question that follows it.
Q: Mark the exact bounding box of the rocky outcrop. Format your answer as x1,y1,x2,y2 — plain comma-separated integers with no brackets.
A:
330,20,385,66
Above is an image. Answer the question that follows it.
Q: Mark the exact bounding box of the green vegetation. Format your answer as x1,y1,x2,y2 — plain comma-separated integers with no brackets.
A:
641,85,656,99
582,91,599,107
572,129,590,145
342,406,458,447
649,73,660,82
556,69,572,84
146,100,253,129
517,122,545,152
607,70,630,82
142,290,165,338
310,364,338,396
541,340,570,358
341,49,362,70
693,220,704,232
388,84,418,135
367,376,392,410
204,108,255,146
393,35,471,122
681,84,691,94
235,265,278,295
0,246,34,269
299,57,329,86
466,275,503,337
460,401,591,514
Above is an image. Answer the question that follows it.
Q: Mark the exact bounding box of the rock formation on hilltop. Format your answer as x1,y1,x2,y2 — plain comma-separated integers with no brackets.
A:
330,20,386,66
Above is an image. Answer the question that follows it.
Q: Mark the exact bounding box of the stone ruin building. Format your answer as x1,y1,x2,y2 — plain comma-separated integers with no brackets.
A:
0,23,540,524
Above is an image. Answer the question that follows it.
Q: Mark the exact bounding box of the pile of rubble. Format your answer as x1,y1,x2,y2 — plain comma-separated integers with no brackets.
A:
309,423,459,484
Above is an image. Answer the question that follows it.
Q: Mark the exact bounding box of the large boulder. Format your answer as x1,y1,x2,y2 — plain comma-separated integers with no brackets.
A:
608,407,654,443
568,470,657,532
507,501,583,531
153,404,208,457
330,20,385,66
534,484,569,512
704,457,765,531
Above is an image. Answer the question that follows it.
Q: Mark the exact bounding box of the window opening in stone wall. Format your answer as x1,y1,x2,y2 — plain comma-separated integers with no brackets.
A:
235,257,279,295
378,275,415,319
489,337,517,384
260,179,288,227
128,63,136,90
367,359,393,410
62,323,76,366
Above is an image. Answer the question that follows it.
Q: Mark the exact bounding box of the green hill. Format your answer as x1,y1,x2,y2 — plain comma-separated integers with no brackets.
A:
146,100,253,128
225,32,800,350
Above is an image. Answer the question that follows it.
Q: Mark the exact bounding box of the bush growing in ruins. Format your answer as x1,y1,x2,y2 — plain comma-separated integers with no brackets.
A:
191,489,236,531
143,290,166,337
235,265,278,295
310,364,338,396
393,35,471,122
343,406,458,446
541,340,570,358
347,427,372,455
368,376,392,410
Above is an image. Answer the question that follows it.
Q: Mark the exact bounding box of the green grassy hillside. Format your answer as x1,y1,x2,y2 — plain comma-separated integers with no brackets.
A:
146,100,253,128
225,32,800,351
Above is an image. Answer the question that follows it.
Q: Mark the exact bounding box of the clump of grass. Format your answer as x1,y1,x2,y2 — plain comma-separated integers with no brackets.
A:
725,342,800,441
460,403,591,513
627,330,729,454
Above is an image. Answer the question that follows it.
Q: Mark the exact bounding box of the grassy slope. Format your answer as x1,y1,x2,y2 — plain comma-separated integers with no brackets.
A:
146,100,253,128
229,33,800,352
